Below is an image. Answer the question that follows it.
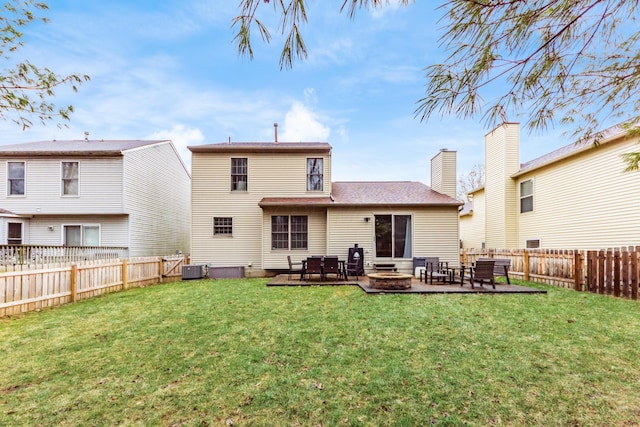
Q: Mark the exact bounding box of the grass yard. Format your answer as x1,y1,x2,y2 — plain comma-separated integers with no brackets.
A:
1,278,640,426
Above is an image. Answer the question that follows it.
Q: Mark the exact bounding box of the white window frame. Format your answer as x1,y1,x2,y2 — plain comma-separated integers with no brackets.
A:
7,222,23,245
61,161,80,197
213,217,233,236
525,239,541,249
231,158,248,191
7,161,26,197
306,158,323,191
520,178,534,213
62,224,101,246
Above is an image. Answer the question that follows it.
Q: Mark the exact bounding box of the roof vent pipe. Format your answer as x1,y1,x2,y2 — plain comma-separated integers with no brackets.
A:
84,131,89,141
274,123,278,144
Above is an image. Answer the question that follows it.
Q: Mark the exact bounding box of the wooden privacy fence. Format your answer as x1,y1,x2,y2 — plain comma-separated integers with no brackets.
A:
0,255,186,317
461,247,640,300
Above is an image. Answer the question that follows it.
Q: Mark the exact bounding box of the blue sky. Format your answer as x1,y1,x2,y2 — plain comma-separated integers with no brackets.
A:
1,0,572,183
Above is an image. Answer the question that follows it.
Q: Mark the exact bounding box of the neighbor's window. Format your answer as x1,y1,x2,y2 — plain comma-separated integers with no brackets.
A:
213,217,233,235
7,222,22,245
63,224,100,246
307,158,323,191
271,215,308,250
526,239,540,249
375,214,412,258
231,158,248,191
8,161,25,196
520,179,533,213
62,161,79,196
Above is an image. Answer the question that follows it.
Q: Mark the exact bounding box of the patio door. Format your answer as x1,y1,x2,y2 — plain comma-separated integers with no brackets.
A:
374,214,412,258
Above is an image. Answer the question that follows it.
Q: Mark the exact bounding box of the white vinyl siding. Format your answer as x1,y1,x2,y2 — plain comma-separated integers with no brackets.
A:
191,150,331,270
484,123,520,248
123,142,191,257
459,189,486,249
326,206,460,274
0,158,124,214
517,136,640,250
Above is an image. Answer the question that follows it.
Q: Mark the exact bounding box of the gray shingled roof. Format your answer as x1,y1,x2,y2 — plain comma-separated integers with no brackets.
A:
259,181,461,208
0,140,169,156
189,142,331,154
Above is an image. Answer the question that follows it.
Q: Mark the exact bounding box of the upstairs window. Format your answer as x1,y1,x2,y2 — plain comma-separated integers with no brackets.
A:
7,161,25,196
307,158,323,191
520,179,533,213
62,161,79,196
231,158,247,191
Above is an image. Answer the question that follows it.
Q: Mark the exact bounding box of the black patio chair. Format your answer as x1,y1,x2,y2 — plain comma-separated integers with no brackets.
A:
287,255,303,280
304,257,323,280
323,256,341,281
468,259,496,289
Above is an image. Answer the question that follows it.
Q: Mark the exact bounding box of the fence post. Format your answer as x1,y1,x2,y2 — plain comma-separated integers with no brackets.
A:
614,250,621,298
70,264,77,303
622,250,629,298
573,250,581,291
523,250,530,282
632,247,639,301
122,259,128,290
158,257,164,283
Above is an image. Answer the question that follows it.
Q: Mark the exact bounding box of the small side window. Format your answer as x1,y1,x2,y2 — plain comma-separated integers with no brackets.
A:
520,179,533,213
525,239,540,249
213,217,233,235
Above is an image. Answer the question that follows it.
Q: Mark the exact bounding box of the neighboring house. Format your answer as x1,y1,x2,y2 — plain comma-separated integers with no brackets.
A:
0,139,191,257
460,122,640,250
188,142,462,277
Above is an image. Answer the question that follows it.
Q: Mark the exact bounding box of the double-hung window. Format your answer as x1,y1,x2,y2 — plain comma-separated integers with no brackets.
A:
62,161,79,196
307,158,323,191
271,215,308,249
7,161,25,196
520,179,533,213
375,214,412,258
231,158,248,191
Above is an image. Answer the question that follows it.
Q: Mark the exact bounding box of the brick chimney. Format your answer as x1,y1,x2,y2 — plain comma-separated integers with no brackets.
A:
431,148,457,199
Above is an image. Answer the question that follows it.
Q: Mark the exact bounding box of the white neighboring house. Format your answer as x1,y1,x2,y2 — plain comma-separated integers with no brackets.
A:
0,139,191,257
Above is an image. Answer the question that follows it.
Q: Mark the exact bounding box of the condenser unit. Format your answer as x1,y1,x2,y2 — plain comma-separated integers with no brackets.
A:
182,264,204,280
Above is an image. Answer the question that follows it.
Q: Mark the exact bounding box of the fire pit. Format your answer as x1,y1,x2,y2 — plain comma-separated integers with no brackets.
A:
367,272,413,290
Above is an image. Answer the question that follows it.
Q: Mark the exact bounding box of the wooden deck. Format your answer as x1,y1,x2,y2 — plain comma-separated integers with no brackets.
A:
267,274,546,295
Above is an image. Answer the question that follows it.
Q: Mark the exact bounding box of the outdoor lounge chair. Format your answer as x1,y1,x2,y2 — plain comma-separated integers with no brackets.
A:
468,259,496,289
477,257,511,284
287,255,303,280
304,257,323,280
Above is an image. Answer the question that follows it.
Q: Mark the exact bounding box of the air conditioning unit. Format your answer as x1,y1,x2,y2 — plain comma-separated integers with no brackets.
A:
182,264,204,280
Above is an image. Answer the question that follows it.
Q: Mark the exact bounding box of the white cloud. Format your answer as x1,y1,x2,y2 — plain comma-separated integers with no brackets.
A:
280,102,331,142
146,125,205,167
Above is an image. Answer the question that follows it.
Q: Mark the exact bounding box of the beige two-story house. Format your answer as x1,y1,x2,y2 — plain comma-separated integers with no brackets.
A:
460,123,640,250
0,139,191,256
189,142,462,277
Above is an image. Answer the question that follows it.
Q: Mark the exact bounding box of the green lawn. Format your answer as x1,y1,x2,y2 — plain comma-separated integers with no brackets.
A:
1,278,640,426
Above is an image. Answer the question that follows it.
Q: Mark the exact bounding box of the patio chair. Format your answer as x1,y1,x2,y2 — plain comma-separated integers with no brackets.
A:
323,256,341,281
287,255,303,280
478,257,511,284
421,257,450,284
304,256,323,281
346,259,360,280
469,259,496,289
